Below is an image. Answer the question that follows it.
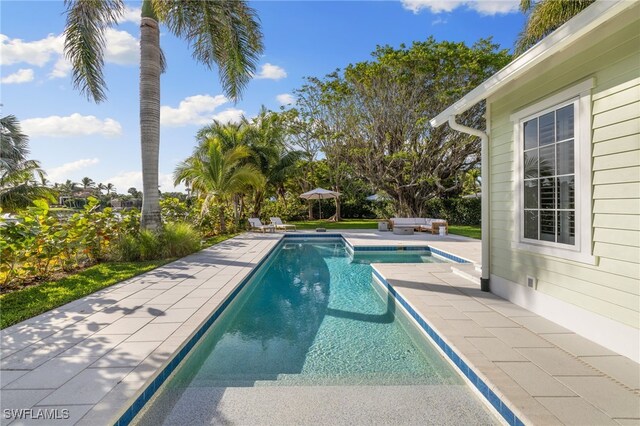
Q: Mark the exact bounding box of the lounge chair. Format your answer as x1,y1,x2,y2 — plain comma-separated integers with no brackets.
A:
270,217,296,231
248,218,275,233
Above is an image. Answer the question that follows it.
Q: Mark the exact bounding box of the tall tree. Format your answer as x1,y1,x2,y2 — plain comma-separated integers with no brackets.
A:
295,76,354,221
243,108,302,217
515,0,594,54
280,108,322,219
105,183,116,195
63,0,263,230
292,38,511,217
195,112,302,218
81,177,95,189
174,137,263,233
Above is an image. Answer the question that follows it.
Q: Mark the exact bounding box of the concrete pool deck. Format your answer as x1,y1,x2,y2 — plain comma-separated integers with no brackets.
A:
1,230,638,425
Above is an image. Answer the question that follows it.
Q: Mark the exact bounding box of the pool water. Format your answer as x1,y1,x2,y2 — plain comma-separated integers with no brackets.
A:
135,239,474,422
350,250,444,264
144,239,460,391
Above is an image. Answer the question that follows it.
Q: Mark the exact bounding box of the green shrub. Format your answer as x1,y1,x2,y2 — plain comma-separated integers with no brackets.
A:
161,222,201,258
261,196,307,221
422,197,481,225
111,234,143,262
110,223,200,262
138,230,163,261
0,198,135,288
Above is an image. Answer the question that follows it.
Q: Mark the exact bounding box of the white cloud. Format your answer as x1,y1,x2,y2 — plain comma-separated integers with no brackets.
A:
255,63,287,80
49,57,72,79
432,17,448,25
469,0,520,15
401,0,518,15
106,171,183,193
22,113,122,138
46,158,100,183
1,68,34,84
161,94,232,127
276,93,296,106
120,6,141,24
0,33,63,66
1,30,138,80
212,108,245,124
104,28,139,65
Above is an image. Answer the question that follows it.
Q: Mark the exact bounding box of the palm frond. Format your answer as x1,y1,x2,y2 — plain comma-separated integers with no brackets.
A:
63,0,125,102
0,159,55,211
0,115,30,172
156,0,264,101
515,0,595,55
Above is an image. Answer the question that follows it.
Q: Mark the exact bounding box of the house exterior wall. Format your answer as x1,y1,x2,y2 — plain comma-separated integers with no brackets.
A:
486,16,639,357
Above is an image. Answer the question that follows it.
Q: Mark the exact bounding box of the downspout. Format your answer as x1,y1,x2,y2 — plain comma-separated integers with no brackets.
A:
448,116,490,292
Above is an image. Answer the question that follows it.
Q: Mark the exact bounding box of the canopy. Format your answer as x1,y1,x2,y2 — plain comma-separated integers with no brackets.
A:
299,188,340,220
299,188,341,200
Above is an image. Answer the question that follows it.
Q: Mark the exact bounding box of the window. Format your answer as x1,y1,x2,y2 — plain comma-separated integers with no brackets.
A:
522,102,576,245
510,79,594,264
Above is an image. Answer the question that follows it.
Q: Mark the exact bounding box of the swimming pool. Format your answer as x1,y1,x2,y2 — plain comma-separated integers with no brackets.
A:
350,250,445,264
133,238,490,423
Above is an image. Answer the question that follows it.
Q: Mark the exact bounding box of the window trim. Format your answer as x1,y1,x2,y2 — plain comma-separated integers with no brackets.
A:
510,79,596,265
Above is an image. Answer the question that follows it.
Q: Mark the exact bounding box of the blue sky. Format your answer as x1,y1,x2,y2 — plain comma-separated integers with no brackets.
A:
1,0,524,193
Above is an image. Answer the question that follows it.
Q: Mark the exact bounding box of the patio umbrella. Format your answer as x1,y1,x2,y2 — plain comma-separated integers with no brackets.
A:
300,187,341,219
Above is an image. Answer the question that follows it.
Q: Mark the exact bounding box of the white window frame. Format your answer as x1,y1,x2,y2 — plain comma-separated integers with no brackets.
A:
510,79,595,265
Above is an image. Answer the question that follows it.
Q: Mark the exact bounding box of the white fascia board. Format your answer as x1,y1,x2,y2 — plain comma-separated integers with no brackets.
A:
429,0,634,128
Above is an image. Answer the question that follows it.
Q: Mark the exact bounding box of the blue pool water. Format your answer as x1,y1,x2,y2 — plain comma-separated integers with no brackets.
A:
146,239,459,390
350,250,445,264
134,239,474,423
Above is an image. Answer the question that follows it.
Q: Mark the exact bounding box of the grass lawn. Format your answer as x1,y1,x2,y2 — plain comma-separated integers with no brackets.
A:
0,233,239,329
448,225,481,239
290,219,379,229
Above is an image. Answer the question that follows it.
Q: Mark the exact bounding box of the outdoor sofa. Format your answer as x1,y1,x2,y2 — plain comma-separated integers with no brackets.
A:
390,217,448,235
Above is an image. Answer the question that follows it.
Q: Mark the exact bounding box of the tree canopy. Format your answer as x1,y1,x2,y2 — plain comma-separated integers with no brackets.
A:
291,38,511,216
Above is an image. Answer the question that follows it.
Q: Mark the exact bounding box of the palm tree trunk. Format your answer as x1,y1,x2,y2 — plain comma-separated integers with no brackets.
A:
139,11,162,231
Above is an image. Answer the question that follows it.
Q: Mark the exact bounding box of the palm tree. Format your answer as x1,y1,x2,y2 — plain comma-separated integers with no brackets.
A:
243,108,302,215
63,0,263,231
196,111,302,217
105,183,116,196
174,137,263,233
0,115,55,211
515,0,595,54
59,179,79,196
0,164,56,211
81,177,95,189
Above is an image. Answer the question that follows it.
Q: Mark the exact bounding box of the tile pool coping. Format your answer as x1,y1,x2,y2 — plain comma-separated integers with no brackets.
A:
371,267,523,426
116,234,475,425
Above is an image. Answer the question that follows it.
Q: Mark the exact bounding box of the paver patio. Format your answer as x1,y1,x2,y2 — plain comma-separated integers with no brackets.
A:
1,230,638,425
373,262,640,425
